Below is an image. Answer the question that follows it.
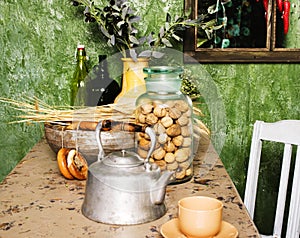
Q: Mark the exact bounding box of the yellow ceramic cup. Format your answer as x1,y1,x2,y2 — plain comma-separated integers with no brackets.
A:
178,196,223,238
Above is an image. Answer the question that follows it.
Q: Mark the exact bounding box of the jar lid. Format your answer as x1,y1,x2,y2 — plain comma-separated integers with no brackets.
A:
143,66,183,75
103,150,144,168
143,66,183,92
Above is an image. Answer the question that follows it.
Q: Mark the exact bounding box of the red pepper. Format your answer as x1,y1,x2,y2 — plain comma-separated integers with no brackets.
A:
282,0,290,34
263,0,269,12
277,0,283,12
263,0,269,26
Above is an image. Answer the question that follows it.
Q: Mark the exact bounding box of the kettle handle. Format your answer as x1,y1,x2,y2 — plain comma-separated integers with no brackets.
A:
95,120,105,162
144,127,156,170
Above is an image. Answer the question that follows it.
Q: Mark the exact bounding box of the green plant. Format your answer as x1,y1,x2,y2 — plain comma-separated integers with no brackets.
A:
71,0,221,60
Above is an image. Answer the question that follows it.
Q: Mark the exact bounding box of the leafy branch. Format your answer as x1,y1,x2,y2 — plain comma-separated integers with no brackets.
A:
72,0,221,60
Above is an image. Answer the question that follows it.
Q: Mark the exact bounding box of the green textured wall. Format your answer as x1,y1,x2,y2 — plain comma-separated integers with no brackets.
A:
208,63,299,185
1,1,300,229
0,0,99,181
0,0,184,180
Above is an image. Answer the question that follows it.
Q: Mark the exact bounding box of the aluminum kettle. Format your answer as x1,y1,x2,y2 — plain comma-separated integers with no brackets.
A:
81,121,173,225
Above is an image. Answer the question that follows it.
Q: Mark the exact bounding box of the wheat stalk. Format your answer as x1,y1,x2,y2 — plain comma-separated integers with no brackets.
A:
0,96,204,125
0,96,135,124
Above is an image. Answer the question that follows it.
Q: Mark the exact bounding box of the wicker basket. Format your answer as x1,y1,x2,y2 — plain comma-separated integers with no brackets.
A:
44,117,210,165
44,122,136,165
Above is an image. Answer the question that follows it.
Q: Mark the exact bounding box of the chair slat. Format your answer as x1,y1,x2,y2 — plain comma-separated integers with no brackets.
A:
244,120,300,237
244,121,263,218
286,146,300,237
273,144,292,237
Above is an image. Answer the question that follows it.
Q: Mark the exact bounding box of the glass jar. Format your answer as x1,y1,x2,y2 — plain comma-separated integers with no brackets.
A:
135,66,194,184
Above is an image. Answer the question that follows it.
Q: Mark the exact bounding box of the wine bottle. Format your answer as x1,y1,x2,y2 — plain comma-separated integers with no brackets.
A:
70,44,89,106
86,55,121,106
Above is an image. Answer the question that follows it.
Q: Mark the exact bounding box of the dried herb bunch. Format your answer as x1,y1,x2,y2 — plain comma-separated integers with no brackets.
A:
71,0,220,60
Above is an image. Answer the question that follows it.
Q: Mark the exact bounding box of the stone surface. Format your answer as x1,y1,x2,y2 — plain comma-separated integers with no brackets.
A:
0,139,260,237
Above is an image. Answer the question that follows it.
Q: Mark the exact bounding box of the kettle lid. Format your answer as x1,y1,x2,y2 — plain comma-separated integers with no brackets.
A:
103,150,144,168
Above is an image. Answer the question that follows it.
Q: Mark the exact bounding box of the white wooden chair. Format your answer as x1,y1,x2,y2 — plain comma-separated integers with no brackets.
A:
244,120,300,238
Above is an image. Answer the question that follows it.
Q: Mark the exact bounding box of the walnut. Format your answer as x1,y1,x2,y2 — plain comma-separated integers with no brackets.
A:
165,152,175,163
166,161,178,170
168,108,181,119
161,116,173,128
166,124,181,137
175,148,190,162
149,157,155,163
138,137,151,150
175,169,186,179
164,100,176,108
158,133,168,144
179,160,191,170
172,135,184,147
145,113,158,125
155,160,167,170
174,100,189,112
182,137,192,147
140,103,153,114
185,168,193,176
153,122,166,134
152,147,166,160
163,141,176,152
153,105,167,118
137,113,146,124
137,147,148,159
181,126,191,137
177,115,189,126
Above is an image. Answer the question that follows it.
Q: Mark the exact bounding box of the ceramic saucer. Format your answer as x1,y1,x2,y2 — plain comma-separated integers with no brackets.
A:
160,218,238,238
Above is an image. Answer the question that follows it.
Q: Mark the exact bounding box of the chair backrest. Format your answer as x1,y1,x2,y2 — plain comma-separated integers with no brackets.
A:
244,120,300,238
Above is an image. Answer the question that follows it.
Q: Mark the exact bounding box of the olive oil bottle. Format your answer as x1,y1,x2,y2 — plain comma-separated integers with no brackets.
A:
70,44,89,106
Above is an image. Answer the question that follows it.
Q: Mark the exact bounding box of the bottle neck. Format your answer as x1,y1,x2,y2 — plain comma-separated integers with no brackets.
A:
77,47,87,59
76,48,87,70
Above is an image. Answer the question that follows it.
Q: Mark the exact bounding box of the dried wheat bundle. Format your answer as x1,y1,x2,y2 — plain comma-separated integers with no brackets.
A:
0,96,205,127
0,96,136,125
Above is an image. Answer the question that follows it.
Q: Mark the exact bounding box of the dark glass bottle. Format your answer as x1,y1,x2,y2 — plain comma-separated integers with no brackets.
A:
70,44,89,106
86,55,121,106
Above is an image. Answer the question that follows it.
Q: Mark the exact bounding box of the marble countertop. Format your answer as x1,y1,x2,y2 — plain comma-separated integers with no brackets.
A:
0,139,260,237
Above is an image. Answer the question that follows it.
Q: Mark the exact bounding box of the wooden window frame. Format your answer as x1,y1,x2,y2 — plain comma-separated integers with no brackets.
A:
183,0,300,63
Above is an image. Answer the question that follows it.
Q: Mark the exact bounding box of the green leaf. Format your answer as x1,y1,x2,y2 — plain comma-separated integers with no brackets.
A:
208,4,218,14
197,38,208,47
159,26,164,38
129,49,137,61
164,22,170,31
129,16,140,23
166,13,171,23
129,35,139,45
117,20,125,28
100,26,111,38
122,6,129,18
110,34,116,45
172,33,181,41
138,50,152,57
161,38,173,47
152,51,165,58
112,5,120,12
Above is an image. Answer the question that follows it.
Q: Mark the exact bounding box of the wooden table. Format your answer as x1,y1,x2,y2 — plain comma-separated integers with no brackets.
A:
0,139,260,237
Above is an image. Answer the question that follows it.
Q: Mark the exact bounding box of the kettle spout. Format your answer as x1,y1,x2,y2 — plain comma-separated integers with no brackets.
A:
150,171,174,205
